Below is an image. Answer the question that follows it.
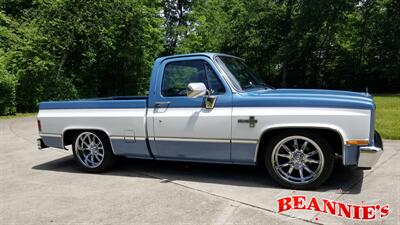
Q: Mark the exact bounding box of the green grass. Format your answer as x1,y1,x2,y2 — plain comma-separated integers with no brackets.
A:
374,94,400,140
0,112,37,120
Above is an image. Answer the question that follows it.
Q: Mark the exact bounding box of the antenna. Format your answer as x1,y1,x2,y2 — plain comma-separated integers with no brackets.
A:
366,87,369,94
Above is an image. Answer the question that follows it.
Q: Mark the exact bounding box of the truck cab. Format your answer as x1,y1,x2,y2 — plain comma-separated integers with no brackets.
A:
148,54,235,163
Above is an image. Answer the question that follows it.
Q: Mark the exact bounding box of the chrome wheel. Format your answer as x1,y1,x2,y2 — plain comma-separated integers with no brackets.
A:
271,136,324,185
74,132,104,168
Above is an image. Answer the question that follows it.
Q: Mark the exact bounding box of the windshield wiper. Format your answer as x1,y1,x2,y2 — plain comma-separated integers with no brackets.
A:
260,83,275,90
244,83,274,90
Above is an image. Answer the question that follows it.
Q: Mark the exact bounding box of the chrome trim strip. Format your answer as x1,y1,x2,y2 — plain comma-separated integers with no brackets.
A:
152,137,257,144
109,136,125,140
155,137,230,143
232,139,258,144
109,136,146,141
40,133,62,138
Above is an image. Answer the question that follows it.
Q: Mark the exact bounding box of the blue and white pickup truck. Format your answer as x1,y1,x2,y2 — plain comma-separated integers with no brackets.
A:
37,53,383,189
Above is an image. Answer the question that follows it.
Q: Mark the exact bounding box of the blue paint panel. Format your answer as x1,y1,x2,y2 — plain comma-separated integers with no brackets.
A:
150,94,232,108
258,89,373,100
233,90,374,110
369,109,375,144
110,139,152,159
152,141,231,163
42,136,63,149
343,145,359,166
231,143,257,165
155,156,233,165
39,99,147,109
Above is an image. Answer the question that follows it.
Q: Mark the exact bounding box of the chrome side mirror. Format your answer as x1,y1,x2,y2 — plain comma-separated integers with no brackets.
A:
187,82,207,98
186,82,217,109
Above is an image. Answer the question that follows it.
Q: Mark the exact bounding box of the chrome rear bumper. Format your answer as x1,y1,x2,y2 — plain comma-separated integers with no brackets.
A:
357,131,383,168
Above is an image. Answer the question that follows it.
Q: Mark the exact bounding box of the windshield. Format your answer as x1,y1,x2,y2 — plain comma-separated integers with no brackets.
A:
215,56,272,91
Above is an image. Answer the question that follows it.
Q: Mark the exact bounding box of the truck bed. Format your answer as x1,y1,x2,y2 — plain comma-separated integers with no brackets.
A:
38,97,150,158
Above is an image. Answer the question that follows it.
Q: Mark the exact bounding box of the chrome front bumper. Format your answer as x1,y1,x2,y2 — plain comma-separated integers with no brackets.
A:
357,131,383,168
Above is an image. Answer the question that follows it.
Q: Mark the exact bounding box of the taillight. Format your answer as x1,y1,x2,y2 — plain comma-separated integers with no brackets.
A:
37,119,42,133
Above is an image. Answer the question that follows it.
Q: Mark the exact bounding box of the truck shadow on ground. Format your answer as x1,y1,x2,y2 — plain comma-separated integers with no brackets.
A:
32,154,363,194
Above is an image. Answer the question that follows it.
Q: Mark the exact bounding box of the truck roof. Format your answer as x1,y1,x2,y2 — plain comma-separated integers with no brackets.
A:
155,52,238,63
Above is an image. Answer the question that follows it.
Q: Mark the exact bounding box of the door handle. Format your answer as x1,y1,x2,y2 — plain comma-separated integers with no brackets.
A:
154,101,171,107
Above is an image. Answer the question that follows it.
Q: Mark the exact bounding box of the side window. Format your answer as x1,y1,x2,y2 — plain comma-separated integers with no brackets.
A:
205,63,225,95
161,60,225,97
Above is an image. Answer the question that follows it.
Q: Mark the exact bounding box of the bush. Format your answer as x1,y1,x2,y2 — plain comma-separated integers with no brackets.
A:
15,58,79,112
0,65,16,116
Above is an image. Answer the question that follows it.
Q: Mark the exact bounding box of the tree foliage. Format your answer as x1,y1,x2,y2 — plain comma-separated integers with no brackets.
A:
1,0,163,113
0,52,16,115
0,10,18,115
178,0,400,92
162,0,193,55
0,0,398,115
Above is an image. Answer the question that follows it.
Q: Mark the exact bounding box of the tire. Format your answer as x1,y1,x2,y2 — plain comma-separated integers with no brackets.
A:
264,130,334,189
72,131,116,172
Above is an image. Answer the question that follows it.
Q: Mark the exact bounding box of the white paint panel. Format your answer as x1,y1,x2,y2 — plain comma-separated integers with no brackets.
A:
149,107,232,139
149,107,232,160
232,107,371,142
38,108,146,138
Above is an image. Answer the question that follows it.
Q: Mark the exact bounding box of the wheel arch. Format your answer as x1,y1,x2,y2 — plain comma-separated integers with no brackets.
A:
255,126,344,165
63,128,114,153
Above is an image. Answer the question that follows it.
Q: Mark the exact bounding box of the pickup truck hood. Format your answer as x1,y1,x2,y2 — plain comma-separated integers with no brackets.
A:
235,88,374,110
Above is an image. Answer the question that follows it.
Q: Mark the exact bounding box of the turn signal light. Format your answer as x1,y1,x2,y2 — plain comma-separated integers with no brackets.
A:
346,140,369,145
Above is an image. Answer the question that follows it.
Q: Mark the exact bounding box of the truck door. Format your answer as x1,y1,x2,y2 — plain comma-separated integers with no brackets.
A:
148,57,232,163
